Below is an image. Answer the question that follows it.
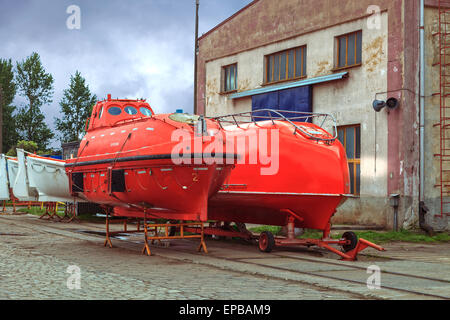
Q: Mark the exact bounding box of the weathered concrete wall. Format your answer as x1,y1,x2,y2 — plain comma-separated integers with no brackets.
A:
198,0,441,230
313,14,389,227
198,0,394,116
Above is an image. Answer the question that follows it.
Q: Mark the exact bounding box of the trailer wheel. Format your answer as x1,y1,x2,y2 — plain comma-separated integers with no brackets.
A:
258,231,275,253
342,231,358,252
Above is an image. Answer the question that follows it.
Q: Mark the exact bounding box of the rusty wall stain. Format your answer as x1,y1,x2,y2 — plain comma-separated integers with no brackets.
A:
364,36,384,74
238,79,251,92
315,61,331,77
206,79,219,95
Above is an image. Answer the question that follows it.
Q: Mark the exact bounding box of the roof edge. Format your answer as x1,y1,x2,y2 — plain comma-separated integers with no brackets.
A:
199,0,261,41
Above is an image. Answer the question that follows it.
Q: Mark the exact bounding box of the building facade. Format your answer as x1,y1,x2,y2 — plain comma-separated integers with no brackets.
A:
197,0,449,230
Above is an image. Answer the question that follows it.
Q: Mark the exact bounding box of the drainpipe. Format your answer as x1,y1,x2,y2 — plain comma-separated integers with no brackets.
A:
419,0,434,235
419,0,425,205
193,0,199,115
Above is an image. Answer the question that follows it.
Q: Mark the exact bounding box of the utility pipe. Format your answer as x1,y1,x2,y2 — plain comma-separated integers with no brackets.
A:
194,0,199,115
420,0,425,204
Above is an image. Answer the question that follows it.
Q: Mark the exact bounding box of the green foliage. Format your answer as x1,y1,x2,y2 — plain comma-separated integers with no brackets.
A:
0,58,18,153
352,229,450,244
55,71,97,143
249,225,283,235
6,140,39,156
15,52,54,150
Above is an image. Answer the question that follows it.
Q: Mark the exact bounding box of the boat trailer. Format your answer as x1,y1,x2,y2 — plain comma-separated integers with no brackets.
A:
102,207,384,261
257,210,385,261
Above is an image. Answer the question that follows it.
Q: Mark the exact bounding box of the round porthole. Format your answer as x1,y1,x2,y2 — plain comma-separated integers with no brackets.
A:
124,106,138,115
108,106,122,116
140,107,153,116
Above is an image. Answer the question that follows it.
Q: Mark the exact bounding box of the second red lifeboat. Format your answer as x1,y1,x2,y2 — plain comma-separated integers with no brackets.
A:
65,96,235,221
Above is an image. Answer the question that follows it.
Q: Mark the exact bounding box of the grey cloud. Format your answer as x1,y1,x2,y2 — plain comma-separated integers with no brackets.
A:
0,0,253,148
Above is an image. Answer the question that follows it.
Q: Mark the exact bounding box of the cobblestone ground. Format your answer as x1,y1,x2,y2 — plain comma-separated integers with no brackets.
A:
0,215,358,300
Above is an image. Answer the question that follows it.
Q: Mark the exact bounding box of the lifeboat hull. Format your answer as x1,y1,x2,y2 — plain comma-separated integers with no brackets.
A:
11,149,39,201
26,154,78,203
6,158,18,197
68,157,232,221
65,98,235,221
0,155,10,200
208,118,350,231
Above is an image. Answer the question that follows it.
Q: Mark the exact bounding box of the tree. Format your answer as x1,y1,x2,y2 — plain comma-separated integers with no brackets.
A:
0,58,18,153
6,140,38,157
15,52,54,150
55,71,97,143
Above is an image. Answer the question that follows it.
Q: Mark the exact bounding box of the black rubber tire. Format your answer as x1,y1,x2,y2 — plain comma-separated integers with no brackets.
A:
342,231,358,252
258,231,275,253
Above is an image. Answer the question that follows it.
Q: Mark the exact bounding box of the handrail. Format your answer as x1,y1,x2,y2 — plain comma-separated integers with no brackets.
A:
209,109,338,143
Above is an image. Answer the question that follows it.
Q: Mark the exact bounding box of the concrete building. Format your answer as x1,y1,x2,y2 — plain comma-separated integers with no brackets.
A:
196,0,449,231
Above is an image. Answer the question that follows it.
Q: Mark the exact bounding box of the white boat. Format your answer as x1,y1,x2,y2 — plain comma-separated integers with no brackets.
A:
6,157,18,197
12,149,38,201
25,152,77,202
0,155,10,200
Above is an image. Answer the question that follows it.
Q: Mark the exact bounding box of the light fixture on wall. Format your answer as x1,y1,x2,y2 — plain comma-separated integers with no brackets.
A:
372,97,399,112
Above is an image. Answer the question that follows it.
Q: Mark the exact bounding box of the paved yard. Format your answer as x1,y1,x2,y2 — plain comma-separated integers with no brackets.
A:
0,213,449,300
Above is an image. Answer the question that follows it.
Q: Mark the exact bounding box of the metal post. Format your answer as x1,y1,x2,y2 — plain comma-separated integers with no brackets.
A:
193,0,200,115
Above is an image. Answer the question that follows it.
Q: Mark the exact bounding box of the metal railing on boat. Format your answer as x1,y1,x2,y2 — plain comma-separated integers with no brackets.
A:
209,109,338,143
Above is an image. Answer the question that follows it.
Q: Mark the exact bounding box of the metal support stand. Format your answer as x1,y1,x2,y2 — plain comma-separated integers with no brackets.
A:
39,202,61,221
103,208,142,248
141,210,208,256
61,203,80,223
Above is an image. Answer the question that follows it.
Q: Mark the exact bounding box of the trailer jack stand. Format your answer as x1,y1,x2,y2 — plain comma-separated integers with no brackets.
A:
336,238,386,261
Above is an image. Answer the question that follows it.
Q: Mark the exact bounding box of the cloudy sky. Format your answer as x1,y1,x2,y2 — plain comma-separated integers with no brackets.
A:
0,0,253,147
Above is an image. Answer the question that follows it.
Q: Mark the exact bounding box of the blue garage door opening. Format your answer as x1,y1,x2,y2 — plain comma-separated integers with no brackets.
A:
252,86,312,121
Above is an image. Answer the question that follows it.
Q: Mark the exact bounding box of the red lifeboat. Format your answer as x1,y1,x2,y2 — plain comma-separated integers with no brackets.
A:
208,109,351,231
65,96,235,221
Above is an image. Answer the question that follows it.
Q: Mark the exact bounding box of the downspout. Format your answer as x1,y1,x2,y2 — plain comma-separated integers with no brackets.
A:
419,0,434,235
193,0,199,115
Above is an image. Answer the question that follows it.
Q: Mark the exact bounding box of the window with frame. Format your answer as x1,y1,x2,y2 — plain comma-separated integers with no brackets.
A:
222,64,237,93
336,30,362,69
265,46,306,84
337,125,361,195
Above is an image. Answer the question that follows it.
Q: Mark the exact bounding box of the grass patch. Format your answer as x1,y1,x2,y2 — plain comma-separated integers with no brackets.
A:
248,225,283,235
18,207,52,216
248,225,450,244
351,230,450,244
17,207,105,223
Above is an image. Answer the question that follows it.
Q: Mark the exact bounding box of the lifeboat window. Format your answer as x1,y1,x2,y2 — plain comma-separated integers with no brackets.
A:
98,107,104,119
71,172,84,193
140,107,152,116
111,169,126,192
108,107,122,116
124,106,138,115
